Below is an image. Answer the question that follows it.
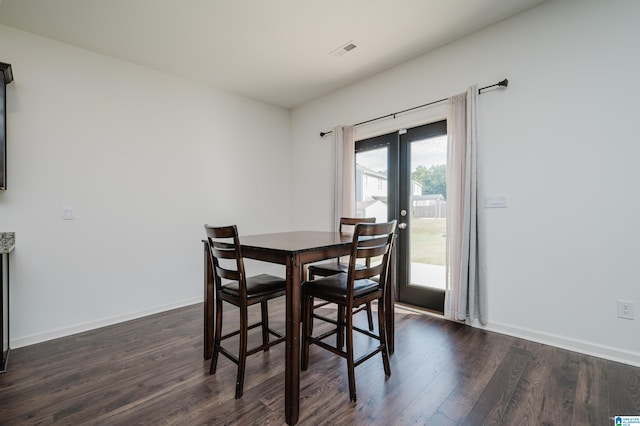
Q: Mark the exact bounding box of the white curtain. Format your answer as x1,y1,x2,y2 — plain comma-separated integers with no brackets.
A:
444,85,486,324
333,125,356,231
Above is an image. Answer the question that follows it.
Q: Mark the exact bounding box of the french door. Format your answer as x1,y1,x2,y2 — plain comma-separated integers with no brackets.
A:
355,120,447,313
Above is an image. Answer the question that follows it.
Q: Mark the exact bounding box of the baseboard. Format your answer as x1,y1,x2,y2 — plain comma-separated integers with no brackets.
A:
481,320,640,368
396,306,640,367
10,297,203,349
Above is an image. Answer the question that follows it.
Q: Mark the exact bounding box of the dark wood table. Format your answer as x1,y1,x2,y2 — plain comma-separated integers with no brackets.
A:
202,230,395,425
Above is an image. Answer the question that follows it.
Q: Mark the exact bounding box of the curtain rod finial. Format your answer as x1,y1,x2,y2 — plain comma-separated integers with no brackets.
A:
499,78,508,87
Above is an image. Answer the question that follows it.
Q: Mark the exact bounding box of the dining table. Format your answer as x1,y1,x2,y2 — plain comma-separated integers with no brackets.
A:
202,230,395,425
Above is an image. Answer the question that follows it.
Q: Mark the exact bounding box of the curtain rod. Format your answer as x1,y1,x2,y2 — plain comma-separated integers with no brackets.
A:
319,78,508,137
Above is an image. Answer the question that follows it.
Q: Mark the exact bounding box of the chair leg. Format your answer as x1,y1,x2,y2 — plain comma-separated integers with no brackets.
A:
209,298,223,375
235,306,248,399
345,307,357,402
261,300,270,351
309,296,314,331
377,297,391,377
308,268,316,331
336,306,346,350
365,301,374,331
301,291,312,371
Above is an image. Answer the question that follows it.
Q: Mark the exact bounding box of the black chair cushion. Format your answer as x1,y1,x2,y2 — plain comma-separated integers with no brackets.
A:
302,273,378,302
309,261,368,276
222,273,286,298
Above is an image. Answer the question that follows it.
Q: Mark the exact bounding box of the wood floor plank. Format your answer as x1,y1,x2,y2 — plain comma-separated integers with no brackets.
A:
1,300,639,425
571,354,610,426
609,360,640,418
461,343,533,424
536,346,580,425
351,315,468,424
490,343,550,426
423,328,516,424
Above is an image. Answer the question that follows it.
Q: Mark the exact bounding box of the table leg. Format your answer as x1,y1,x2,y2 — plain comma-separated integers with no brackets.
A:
284,254,301,425
204,242,214,360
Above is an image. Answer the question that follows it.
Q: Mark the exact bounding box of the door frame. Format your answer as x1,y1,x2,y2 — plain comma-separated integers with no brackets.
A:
396,120,447,312
355,120,447,313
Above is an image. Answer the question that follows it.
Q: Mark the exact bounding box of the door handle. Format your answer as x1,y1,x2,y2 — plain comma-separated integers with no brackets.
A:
398,223,407,230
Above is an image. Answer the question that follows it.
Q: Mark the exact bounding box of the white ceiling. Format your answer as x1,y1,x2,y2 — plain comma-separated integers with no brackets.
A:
0,0,547,109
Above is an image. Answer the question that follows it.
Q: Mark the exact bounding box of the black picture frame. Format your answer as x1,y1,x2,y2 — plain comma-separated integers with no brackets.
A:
0,62,14,191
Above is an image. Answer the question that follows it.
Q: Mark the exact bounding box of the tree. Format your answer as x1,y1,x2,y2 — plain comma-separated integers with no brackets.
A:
412,164,446,198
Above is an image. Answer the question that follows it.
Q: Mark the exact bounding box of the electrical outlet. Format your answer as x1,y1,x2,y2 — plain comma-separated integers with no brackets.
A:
617,300,635,320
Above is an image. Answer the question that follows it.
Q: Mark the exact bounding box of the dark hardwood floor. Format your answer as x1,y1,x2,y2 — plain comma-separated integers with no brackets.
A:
1,299,638,425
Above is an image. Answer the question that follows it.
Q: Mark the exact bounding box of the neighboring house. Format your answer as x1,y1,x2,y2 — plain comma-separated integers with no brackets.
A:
356,164,444,219
356,198,387,222
355,164,387,221
355,164,388,202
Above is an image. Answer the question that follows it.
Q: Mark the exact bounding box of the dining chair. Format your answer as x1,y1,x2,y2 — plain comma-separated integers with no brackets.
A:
301,220,397,402
204,224,286,399
307,217,377,332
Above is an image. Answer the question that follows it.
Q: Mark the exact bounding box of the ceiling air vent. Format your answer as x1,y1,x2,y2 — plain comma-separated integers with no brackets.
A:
331,41,358,57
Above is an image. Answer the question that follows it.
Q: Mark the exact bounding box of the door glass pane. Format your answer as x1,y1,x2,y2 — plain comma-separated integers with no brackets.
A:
355,147,388,223
409,135,447,290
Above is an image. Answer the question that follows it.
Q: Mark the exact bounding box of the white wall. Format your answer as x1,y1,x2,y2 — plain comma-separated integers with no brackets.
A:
0,24,291,346
291,0,640,365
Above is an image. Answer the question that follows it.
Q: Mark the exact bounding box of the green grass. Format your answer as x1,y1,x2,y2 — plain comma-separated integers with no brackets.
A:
410,218,446,266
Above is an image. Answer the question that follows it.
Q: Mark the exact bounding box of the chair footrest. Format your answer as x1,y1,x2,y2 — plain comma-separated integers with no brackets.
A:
313,328,339,342
246,334,286,356
308,337,347,359
352,325,379,339
353,345,384,368
312,313,375,339
218,328,285,361
220,321,268,341
312,312,339,327
217,346,240,365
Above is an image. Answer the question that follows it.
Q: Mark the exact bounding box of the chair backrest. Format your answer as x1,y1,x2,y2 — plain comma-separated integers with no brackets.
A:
346,221,397,297
204,224,247,297
338,217,376,263
339,217,376,234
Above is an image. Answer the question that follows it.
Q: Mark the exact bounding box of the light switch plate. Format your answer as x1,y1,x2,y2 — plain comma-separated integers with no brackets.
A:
485,193,508,208
62,207,74,220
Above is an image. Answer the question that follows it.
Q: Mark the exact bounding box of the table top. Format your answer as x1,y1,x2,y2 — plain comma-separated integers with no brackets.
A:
239,230,352,253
